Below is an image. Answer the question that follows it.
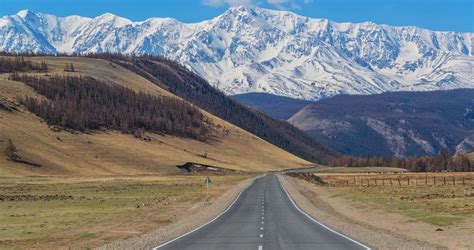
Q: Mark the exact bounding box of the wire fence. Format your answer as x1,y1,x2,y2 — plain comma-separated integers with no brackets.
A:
288,173,474,188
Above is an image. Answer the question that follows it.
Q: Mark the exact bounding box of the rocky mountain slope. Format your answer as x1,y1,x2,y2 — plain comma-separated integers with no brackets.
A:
289,89,474,157
0,7,472,100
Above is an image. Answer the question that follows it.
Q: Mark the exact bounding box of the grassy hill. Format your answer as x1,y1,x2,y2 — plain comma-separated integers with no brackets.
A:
0,56,312,176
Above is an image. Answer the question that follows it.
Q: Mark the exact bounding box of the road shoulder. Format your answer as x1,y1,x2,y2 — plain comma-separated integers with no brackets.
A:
279,175,447,249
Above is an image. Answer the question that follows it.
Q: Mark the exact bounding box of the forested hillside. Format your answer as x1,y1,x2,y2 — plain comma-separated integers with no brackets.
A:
12,74,210,140
329,152,473,172
87,54,336,162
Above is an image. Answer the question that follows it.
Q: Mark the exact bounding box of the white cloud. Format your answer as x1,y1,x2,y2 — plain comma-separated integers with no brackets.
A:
202,0,311,10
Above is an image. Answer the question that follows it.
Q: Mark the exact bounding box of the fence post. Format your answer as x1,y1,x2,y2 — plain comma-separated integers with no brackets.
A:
434,176,436,186
463,177,465,186
398,178,401,186
444,177,446,185
453,176,455,186
390,178,393,186
425,175,428,186
408,176,410,186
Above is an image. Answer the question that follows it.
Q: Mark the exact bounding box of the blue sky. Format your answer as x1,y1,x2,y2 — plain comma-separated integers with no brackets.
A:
0,0,472,32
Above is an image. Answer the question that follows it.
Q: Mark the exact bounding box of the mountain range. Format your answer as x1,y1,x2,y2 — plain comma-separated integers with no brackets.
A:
0,6,472,100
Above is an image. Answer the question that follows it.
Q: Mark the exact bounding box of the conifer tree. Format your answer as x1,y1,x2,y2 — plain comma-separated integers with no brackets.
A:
5,139,20,161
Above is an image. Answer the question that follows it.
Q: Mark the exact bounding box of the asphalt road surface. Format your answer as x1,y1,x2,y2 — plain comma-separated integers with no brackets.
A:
155,174,370,250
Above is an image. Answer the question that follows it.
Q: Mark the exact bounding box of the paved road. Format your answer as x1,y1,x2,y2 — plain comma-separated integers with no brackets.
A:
155,174,370,250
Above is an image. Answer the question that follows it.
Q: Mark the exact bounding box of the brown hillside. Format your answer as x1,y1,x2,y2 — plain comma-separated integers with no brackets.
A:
0,56,311,176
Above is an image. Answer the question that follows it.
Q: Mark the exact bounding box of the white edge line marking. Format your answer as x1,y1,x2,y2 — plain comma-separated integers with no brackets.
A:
153,176,260,249
258,245,263,250
277,175,371,250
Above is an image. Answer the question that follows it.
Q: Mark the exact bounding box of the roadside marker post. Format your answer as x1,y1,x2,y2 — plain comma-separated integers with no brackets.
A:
204,176,211,202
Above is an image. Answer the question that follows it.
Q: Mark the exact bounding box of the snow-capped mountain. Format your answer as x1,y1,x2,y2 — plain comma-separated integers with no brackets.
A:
1,7,473,100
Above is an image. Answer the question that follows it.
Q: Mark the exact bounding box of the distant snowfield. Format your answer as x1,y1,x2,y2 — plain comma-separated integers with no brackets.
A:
1,6,473,100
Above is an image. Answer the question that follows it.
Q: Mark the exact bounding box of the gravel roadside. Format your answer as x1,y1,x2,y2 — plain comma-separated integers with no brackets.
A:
279,175,445,249
98,176,257,250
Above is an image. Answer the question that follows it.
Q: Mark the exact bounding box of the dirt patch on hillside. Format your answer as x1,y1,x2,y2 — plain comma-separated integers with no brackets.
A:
280,175,473,249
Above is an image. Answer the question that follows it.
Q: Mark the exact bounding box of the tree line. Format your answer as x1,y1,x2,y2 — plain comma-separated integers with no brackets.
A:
329,151,473,172
0,56,47,73
12,74,210,140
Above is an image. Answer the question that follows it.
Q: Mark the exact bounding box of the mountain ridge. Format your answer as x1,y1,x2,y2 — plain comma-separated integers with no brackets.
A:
1,6,473,100
289,89,474,157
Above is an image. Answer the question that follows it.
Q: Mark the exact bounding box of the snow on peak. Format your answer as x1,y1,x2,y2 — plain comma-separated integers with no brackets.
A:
94,13,131,27
16,9,34,19
0,7,473,100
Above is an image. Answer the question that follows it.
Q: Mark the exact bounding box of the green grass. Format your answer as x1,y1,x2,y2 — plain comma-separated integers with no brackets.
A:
0,175,251,247
331,185,474,226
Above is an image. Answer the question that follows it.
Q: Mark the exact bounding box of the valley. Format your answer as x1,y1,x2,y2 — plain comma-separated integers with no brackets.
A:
0,55,314,248
0,3,472,248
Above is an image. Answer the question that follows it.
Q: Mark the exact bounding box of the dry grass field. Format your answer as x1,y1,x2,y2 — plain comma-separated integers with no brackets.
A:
0,174,252,248
292,171,474,226
0,56,311,177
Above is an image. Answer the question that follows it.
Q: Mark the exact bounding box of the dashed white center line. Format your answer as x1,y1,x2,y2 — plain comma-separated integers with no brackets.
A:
258,245,262,250
260,234,263,238
261,221,264,224
260,227,263,230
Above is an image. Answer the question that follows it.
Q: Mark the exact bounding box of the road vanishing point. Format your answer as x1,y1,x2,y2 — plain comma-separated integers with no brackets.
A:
155,174,370,250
